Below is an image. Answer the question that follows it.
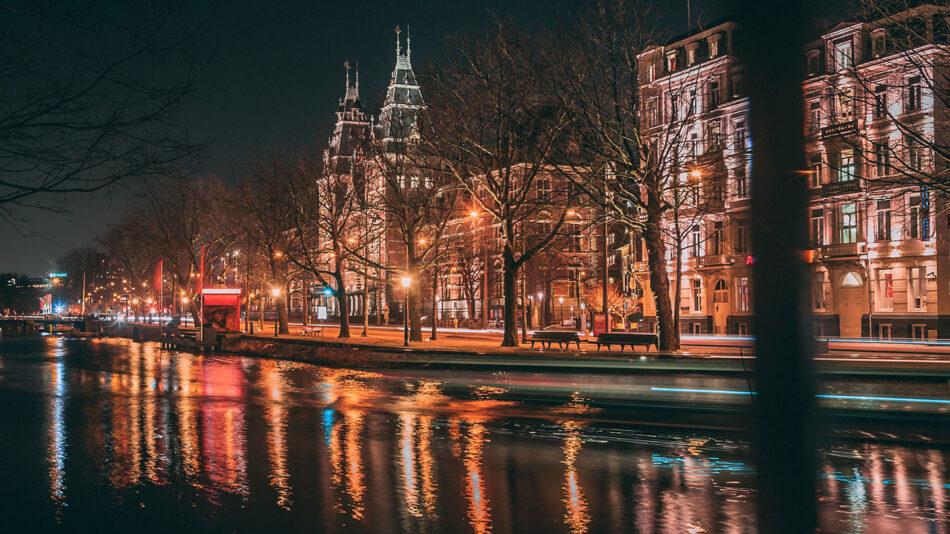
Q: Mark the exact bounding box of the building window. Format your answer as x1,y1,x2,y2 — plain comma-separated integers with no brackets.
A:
692,278,702,312
710,221,723,255
713,279,728,303
871,30,887,58
647,63,655,83
874,141,890,177
806,51,821,76
837,149,855,182
736,223,748,254
839,203,857,244
607,254,616,266
734,166,748,198
906,133,923,171
690,225,701,258
834,39,853,70
709,35,720,57
410,175,420,188
731,75,744,98
876,200,891,242
687,89,697,116
813,272,826,311
686,45,697,66
810,155,822,187
736,276,751,312
645,98,658,127
808,101,821,133
909,193,930,240
905,76,921,112
873,85,887,119
666,51,677,72
536,178,551,199
836,87,854,121
733,121,747,152
708,80,720,109
811,208,824,247
707,121,722,151
909,267,926,310
877,268,894,310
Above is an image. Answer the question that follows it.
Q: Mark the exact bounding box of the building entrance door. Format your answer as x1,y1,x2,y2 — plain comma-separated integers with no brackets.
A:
837,271,865,338
712,279,729,334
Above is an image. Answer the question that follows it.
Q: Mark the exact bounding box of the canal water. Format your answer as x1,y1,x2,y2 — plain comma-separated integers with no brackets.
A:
0,337,947,533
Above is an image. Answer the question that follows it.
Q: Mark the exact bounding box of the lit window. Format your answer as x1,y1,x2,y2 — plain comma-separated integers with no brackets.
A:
909,267,926,310
736,276,751,312
834,40,853,70
877,268,893,310
876,200,891,242
839,203,857,244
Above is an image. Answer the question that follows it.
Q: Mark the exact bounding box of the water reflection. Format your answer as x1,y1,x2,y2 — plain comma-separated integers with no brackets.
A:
0,337,946,532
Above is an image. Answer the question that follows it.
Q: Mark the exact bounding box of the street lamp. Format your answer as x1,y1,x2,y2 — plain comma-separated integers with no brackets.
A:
271,287,281,337
401,276,411,347
559,296,564,322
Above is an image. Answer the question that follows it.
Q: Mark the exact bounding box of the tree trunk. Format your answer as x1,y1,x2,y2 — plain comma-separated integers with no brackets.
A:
410,283,423,342
277,290,289,335
501,248,518,347
673,238,683,340
643,187,678,351
519,270,528,343
334,263,350,338
362,269,369,336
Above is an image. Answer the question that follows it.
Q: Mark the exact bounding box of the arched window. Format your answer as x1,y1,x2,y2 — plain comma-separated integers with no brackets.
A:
713,279,728,303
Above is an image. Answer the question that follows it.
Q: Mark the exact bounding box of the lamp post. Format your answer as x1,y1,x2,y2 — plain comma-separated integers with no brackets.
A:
271,287,280,337
536,291,543,328
559,297,564,323
401,276,411,347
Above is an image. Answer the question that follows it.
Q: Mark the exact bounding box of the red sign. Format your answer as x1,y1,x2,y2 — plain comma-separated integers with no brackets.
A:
592,313,608,335
201,288,242,332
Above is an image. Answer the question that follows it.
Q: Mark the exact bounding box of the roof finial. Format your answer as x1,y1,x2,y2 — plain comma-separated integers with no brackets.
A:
344,60,350,90
355,61,359,93
406,24,411,59
395,25,401,58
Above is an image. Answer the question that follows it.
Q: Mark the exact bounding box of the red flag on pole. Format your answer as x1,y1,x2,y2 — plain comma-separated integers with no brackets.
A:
153,259,163,293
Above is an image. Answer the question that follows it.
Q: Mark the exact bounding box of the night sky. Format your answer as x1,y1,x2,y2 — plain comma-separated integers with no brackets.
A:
0,0,728,276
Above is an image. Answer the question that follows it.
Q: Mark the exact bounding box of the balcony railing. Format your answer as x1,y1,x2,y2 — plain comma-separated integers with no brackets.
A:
820,242,861,258
697,254,733,267
820,119,858,139
821,179,860,196
696,148,723,165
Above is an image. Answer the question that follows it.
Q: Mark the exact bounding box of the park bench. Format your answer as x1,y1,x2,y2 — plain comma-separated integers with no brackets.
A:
593,332,659,352
529,330,582,350
300,325,324,336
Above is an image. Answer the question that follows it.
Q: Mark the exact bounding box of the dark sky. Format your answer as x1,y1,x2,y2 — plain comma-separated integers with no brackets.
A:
0,0,730,276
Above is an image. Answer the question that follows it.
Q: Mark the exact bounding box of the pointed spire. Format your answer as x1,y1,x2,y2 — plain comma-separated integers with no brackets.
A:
355,61,360,92
395,25,402,58
344,60,350,90
406,24,411,59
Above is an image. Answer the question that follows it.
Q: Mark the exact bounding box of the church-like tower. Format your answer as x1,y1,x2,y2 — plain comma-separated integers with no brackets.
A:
375,25,424,154
328,60,372,175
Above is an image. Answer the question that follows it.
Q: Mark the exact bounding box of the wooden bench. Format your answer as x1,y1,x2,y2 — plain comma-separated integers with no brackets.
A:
593,332,658,352
529,330,581,349
300,325,324,336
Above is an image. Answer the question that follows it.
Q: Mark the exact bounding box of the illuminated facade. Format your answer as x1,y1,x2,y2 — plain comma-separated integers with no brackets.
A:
628,9,950,339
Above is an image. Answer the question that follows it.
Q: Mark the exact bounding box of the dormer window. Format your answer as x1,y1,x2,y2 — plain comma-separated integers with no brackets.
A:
708,34,721,57
834,39,853,70
686,43,697,66
666,51,678,72
731,75,744,98
647,63,655,83
806,50,821,76
871,29,887,58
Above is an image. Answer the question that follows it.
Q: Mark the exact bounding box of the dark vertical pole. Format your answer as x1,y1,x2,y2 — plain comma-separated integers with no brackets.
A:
603,219,610,333
738,2,817,533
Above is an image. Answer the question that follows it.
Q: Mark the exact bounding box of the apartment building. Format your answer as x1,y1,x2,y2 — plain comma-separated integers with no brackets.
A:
628,6,950,339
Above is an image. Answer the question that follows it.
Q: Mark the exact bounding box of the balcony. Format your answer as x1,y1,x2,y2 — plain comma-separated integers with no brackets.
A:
820,242,862,258
820,119,858,139
696,147,723,165
821,179,860,196
697,254,734,268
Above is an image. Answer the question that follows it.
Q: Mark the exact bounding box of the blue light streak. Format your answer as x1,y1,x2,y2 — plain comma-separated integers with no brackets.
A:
650,387,950,404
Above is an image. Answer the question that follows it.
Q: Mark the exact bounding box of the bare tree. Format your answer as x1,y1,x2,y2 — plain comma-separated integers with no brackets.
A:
544,0,720,350
234,155,299,335
127,176,238,321
282,148,368,339
0,2,208,226
422,23,578,346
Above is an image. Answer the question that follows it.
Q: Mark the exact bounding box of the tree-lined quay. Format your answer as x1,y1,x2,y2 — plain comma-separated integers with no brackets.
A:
24,2,950,352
